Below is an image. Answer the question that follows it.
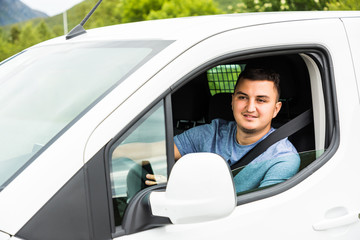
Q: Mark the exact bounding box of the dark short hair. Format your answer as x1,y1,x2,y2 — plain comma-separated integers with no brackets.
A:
234,67,281,101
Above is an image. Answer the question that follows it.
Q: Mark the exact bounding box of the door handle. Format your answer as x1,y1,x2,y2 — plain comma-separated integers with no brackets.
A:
313,212,360,231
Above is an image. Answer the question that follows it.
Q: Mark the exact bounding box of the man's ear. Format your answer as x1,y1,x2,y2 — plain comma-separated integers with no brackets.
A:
272,101,282,118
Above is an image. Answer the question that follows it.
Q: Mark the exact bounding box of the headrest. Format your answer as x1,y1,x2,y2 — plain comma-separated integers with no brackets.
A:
208,93,234,122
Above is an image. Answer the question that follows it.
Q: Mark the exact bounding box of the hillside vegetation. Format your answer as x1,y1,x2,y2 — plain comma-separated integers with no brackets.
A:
0,0,358,62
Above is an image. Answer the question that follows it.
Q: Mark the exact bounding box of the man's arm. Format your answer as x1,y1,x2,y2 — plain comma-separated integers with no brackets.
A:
174,143,182,161
113,141,181,186
145,143,182,186
259,154,300,188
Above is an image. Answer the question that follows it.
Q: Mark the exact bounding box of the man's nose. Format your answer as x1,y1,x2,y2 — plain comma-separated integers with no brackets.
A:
246,99,256,112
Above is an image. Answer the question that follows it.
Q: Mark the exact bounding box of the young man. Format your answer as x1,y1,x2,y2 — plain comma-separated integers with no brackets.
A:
161,67,300,192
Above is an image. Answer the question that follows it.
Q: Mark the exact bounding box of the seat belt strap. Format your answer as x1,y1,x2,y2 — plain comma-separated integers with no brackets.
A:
231,108,313,173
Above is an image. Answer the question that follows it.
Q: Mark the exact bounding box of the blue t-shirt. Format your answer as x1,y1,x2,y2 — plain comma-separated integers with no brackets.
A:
174,119,300,193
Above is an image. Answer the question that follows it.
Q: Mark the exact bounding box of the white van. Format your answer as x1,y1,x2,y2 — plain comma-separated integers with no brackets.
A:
0,10,360,240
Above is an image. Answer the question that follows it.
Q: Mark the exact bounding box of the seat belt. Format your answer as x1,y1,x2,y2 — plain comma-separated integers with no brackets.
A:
231,108,313,175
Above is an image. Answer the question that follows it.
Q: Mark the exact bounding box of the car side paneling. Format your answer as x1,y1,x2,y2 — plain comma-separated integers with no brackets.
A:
113,18,360,239
16,147,111,240
341,17,360,101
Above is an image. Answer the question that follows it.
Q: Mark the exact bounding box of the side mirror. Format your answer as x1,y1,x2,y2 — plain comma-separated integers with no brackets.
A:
150,153,236,224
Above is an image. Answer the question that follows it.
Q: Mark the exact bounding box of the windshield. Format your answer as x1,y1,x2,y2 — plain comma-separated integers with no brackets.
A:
0,40,172,190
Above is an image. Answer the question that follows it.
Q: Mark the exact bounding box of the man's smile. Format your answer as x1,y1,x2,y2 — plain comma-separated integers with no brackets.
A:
242,112,258,120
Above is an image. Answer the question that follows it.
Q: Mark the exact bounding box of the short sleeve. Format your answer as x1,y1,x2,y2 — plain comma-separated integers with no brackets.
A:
174,122,215,156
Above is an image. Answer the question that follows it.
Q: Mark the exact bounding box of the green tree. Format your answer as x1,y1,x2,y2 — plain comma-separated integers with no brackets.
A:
52,25,64,36
17,23,41,50
327,0,360,10
36,20,55,40
213,0,240,12
100,0,123,25
287,0,328,10
87,0,124,28
147,0,222,19
0,38,11,60
9,25,21,43
121,0,165,23
228,0,328,12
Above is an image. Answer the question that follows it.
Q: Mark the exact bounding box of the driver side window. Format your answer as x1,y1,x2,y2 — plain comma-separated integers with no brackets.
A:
171,53,327,195
108,101,167,226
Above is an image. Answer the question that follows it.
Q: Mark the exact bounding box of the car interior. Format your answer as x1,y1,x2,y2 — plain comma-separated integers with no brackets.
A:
171,54,317,172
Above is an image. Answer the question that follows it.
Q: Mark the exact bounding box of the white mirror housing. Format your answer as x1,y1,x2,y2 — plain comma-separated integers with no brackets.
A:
149,153,236,224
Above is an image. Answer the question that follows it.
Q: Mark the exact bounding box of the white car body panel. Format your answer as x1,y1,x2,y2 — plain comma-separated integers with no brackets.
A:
115,17,360,240
341,18,360,99
0,11,359,239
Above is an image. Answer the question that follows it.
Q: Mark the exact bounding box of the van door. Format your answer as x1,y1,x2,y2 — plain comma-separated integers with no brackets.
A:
120,18,360,239
85,17,360,239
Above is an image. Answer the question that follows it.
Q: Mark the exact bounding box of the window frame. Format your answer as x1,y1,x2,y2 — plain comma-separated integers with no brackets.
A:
104,94,175,236
169,45,339,205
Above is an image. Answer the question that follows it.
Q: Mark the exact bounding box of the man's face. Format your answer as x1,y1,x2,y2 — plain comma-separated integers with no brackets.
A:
232,78,282,136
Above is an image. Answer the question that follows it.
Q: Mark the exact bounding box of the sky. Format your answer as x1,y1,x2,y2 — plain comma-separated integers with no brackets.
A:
21,0,85,16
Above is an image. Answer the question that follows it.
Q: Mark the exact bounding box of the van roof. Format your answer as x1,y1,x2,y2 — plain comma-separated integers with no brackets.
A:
38,11,360,46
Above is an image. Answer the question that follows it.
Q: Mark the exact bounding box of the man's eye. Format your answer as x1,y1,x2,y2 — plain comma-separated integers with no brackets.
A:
257,99,266,103
238,96,247,100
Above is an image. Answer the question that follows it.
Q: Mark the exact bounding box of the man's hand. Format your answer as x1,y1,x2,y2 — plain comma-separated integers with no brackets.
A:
145,174,167,186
